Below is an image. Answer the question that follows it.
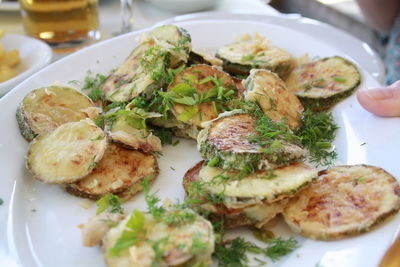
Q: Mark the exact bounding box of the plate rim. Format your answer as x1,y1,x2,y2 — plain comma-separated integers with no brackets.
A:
0,17,397,267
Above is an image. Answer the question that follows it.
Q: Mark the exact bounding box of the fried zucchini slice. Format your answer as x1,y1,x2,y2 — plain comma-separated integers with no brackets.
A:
101,25,191,103
16,86,95,141
197,111,306,171
216,34,293,78
199,162,317,200
105,114,162,153
65,143,158,200
283,165,400,241
285,56,361,111
183,161,315,228
26,119,107,184
244,69,304,130
166,64,238,131
102,209,214,267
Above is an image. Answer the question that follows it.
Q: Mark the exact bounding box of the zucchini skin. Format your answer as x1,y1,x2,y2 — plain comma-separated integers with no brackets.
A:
16,103,37,141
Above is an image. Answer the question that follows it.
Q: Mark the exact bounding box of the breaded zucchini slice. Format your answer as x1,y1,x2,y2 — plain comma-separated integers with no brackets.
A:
105,114,162,153
199,162,317,201
183,161,290,229
102,209,214,267
197,111,306,171
166,64,238,128
26,119,107,184
216,35,293,78
65,143,158,200
285,56,361,111
244,69,304,130
101,25,191,103
283,165,400,241
16,86,96,141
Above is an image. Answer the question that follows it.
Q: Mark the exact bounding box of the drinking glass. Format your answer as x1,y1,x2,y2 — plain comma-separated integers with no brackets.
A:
19,0,101,48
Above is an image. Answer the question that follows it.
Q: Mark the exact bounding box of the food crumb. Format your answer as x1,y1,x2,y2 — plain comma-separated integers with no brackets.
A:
79,200,93,209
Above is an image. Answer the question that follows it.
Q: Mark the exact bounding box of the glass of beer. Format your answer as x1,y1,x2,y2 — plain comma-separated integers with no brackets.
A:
19,0,100,49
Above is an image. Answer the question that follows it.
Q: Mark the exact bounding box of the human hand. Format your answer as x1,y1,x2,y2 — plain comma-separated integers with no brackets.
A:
356,80,400,117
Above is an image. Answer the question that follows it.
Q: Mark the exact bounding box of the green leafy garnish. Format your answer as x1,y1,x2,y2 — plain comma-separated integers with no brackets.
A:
264,237,299,262
82,71,108,102
109,210,145,257
0,198,3,205
95,193,124,215
296,109,338,166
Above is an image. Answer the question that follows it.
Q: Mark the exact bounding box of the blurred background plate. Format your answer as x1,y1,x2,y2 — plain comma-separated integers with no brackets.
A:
0,34,52,96
144,0,217,13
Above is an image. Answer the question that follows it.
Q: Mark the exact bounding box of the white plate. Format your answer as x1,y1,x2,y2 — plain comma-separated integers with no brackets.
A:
144,0,217,13
160,12,386,83
1,18,400,267
0,1,19,12
0,34,52,96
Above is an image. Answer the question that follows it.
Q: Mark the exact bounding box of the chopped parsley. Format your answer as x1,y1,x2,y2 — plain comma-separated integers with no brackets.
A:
333,76,347,83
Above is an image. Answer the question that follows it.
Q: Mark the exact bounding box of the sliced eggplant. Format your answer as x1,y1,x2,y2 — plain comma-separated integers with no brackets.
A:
26,119,107,184
283,165,400,240
16,86,95,141
285,56,361,111
65,143,158,200
197,111,306,171
102,209,214,267
216,35,293,78
243,69,304,130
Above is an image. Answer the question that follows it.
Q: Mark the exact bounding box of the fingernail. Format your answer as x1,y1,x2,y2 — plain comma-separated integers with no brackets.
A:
359,87,394,100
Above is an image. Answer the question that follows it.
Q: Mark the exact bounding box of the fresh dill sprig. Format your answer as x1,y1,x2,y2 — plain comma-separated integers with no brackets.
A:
296,109,339,166
264,237,299,262
82,70,108,102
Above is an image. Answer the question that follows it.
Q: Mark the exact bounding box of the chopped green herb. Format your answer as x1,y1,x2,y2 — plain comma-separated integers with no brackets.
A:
82,71,108,102
242,54,255,61
172,139,180,146
296,109,338,166
95,193,124,215
142,177,165,220
264,237,299,262
333,76,347,83
88,156,97,170
170,166,176,171
90,135,103,141
109,210,145,257
0,198,3,205
152,127,174,145
94,115,105,129
208,157,220,167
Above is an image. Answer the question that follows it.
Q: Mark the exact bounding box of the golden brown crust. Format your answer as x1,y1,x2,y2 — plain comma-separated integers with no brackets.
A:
65,143,159,200
207,113,259,153
283,164,400,240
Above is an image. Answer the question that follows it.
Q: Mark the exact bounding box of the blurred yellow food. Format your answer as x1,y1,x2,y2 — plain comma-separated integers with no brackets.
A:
0,31,21,83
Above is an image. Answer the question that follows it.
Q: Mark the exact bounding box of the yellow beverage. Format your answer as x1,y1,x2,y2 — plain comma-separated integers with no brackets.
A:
19,0,99,46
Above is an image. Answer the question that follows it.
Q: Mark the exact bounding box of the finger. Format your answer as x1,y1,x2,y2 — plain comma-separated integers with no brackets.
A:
356,83,400,117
